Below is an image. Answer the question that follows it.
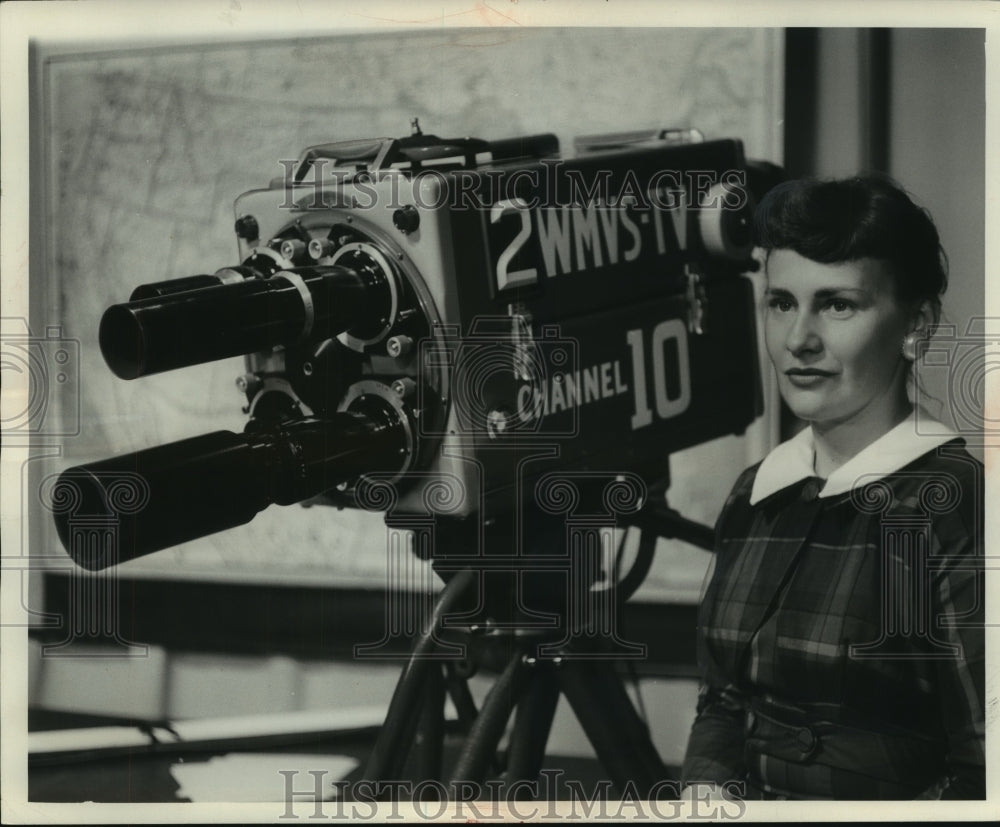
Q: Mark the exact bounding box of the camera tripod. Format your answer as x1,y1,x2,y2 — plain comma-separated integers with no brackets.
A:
358,494,715,801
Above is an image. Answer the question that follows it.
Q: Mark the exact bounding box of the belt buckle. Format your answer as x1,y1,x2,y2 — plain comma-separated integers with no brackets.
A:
794,725,818,761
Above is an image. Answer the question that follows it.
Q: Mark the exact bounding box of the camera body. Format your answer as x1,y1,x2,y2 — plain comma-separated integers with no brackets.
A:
231,129,764,520
54,127,776,569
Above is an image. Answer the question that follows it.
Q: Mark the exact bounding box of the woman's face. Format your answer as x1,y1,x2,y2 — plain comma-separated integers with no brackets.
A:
764,249,913,430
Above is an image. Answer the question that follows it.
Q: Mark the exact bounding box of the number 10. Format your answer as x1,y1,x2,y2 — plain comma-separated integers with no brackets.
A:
627,320,692,430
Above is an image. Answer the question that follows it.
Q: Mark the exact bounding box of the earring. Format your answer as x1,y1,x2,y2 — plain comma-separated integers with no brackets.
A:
902,333,918,361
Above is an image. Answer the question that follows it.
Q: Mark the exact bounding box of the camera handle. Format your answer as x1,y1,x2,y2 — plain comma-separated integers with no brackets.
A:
359,500,714,800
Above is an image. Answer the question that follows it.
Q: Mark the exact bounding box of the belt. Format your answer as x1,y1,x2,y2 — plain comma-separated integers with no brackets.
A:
744,696,941,789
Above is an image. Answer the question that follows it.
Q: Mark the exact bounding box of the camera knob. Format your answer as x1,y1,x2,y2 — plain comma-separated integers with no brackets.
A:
392,205,420,235
386,335,413,358
308,238,336,260
235,373,261,397
279,239,308,263
392,378,417,399
234,214,260,241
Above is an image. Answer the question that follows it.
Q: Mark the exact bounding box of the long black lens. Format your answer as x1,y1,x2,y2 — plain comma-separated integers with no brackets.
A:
129,267,265,300
53,410,406,571
99,265,390,379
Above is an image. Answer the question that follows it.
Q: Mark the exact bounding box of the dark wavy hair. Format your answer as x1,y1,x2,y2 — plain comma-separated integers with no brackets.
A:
753,176,948,319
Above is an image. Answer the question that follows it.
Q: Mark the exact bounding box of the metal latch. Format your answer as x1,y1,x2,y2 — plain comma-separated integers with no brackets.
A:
685,264,707,335
508,303,535,380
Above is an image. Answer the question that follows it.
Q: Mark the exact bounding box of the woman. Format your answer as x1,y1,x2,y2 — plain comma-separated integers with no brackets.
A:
680,176,985,800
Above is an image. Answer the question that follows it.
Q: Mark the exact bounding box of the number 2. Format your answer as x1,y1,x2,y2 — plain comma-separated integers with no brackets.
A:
491,198,538,291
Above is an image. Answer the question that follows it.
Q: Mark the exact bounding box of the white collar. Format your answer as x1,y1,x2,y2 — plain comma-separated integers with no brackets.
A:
749,411,961,505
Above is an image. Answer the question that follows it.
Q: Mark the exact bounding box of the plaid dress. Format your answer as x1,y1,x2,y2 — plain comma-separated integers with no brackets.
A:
680,431,985,800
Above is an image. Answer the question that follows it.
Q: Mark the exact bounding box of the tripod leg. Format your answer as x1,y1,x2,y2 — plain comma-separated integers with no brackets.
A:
447,646,531,787
444,663,507,778
363,568,474,781
412,662,445,781
445,662,479,732
557,659,671,797
502,661,560,795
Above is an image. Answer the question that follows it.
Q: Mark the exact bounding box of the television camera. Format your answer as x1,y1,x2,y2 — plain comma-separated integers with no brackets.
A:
52,122,781,797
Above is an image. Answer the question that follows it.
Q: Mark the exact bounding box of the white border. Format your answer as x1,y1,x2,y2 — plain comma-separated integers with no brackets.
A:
2,1,997,823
